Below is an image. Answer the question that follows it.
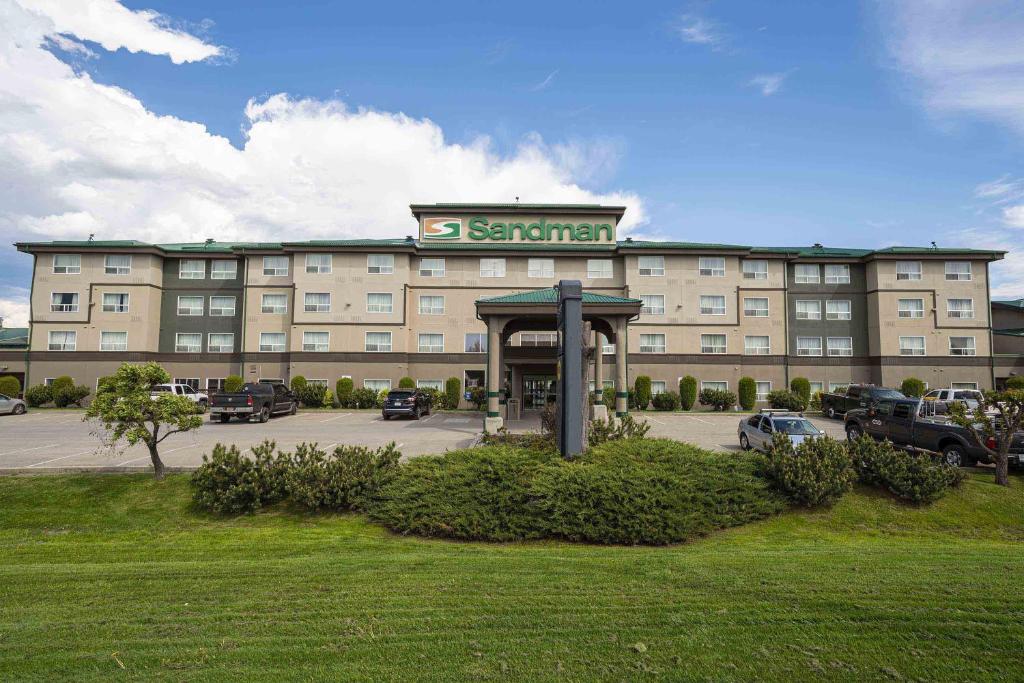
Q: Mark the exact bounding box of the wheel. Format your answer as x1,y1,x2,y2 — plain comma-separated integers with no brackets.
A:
382,413,390,421
941,443,972,467
258,406,270,423
290,402,298,415
826,406,837,419
739,433,751,451
12,404,26,415
846,424,862,441
198,400,208,414
219,414,231,423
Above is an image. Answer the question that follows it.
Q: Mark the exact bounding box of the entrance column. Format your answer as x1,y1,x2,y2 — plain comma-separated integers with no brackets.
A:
485,317,503,433
593,331,604,398
614,317,628,417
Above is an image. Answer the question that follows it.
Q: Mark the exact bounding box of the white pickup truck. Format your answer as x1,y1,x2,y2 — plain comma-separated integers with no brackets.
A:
150,383,209,413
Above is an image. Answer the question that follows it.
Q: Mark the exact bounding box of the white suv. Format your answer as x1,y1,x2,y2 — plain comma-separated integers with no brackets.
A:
151,384,209,412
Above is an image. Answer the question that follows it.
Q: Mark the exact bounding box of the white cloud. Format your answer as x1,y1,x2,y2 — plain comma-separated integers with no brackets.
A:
673,13,725,49
949,228,1024,299
0,292,30,328
974,175,1024,202
1003,205,1024,228
748,72,786,96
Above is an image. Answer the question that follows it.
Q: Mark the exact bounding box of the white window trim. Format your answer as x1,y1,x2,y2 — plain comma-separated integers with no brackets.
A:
640,294,666,316
104,255,132,275
527,258,555,278
259,332,287,353
826,300,851,321
178,259,206,280
367,254,395,275
207,333,235,353
208,296,236,317
700,380,729,391
479,258,506,278
742,297,769,317
700,334,727,354
947,299,975,319
50,292,80,313
796,336,823,357
366,292,394,314
795,300,822,320
948,336,976,356
742,260,768,280
210,260,238,280
587,259,613,279
794,264,820,284
827,337,854,357
305,254,333,274
897,298,925,319
101,292,130,313
52,254,81,275
417,332,445,353
176,295,204,316
263,256,289,277
418,257,445,277
743,336,771,355
418,295,445,315
175,332,202,354
699,295,727,316
698,257,726,277
899,336,927,356
304,292,332,313
302,331,330,352
824,264,851,284
896,261,922,281
363,379,393,391
47,331,76,351
755,381,772,402
464,333,487,353
261,293,287,314
99,331,128,352
638,256,665,277
364,331,393,353
639,333,667,353
944,261,972,281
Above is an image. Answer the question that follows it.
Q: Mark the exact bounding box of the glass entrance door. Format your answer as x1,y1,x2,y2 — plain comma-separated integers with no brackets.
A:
523,375,555,409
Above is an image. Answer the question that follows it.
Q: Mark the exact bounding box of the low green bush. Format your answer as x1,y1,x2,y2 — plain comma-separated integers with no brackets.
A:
900,377,926,398
601,385,616,410
24,384,52,407
468,386,486,410
651,391,680,411
699,388,736,411
298,383,327,408
847,435,963,503
53,384,89,407
419,387,441,408
767,389,806,412
336,377,354,407
738,377,757,410
679,376,697,411
761,432,855,507
444,377,461,409
286,442,401,511
587,414,651,445
375,389,389,409
633,376,652,410
224,375,244,393
191,441,290,514
398,376,415,389
351,388,378,408
1005,376,1024,390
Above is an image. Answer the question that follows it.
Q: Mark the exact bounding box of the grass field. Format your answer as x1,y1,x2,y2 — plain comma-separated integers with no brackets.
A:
1,472,1022,681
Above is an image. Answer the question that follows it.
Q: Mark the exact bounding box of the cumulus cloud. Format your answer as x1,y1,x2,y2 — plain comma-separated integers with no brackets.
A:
0,289,30,328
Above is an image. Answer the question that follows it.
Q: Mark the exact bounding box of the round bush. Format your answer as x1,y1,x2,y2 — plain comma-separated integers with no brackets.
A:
191,441,289,514
848,435,963,503
679,376,697,411
651,391,680,411
761,433,854,507
290,376,307,393
633,376,652,410
23,384,52,407
224,375,244,393
51,376,74,394
0,375,20,396
767,389,806,411
738,377,757,410
53,384,89,407
900,377,926,398
336,377,354,407
398,376,415,389
698,388,736,411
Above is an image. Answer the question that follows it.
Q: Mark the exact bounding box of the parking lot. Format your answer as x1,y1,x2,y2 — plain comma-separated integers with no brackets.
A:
0,409,846,472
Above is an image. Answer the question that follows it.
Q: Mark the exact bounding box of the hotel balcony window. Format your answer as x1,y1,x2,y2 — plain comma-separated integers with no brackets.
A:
755,381,772,402
211,260,237,280
827,336,853,357
638,256,664,276
367,254,394,274
52,254,80,274
528,258,555,278
651,381,666,395
826,300,851,320
742,259,768,280
261,293,287,314
100,331,127,352
179,259,205,279
417,333,444,353
899,336,926,356
700,334,726,354
602,341,615,354
744,335,770,355
464,333,487,353
259,332,286,352
521,332,557,347
365,332,392,352
479,258,505,277
898,298,924,318
824,264,851,284
701,381,728,392
102,292,129,313
209,296,236,317
302,331,329,352
794,264,819,284
947,298,974,318
419,295,444,315
305,254,332,274
50,292,79,313
366,292,393,313
419,257,445,277
177,296,203,316
796,336,822,356
896,261,922,280
949,336,976,356
208,333,235,353
263,256,289,276
641,294,665,315
699,256,725,277
48,330,76,351
104,254,131,275
175,333,202,353
795,300,821,320
743,297,769,317
587,259,613,279
699,295,726,315
304,292,331,313
945,261,972,281
640,334,667,353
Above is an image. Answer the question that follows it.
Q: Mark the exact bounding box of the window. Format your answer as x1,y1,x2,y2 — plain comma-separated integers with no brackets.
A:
898,298,924,318
306,379,329,388
179,259,205,279
304,292,331,313
365,331,392,352
949,336,976,356
826,300,851,320
899,336,926,356
587,259,613,279
829,382,850,394
367,254,394,274
259,332,286,352
261,293,287,314
418,333,444,353
824,264,851,284
364,379,392,392
700,295,726,315
419,295,444,315
701,381,728,392
52,254,80,274
744,335,770,355
521,332,557,347
104,254,131,275
896,261,922,281
174,378,200,391
742,260,768,280
651,381,667,395
755,381,771,402
743,297,769,317
479,258,505,277
700,334,726,354
465,333,487,353
209,296,236,317
951,382,979,391
208,333,234,352
47,331,76,351
305,254,332,274
947,298,974,319
211,260,237,280
827,337,853,357
207,378,226,394
796,337,822,356
302,331,329,352
640,334,667,353
99,331,127,352
419,257,445,277
366,292,393,313
528,258,554,278
417,379,443,390
809,382,824,396
102,293,129,313
638,256,664,276
699,256,725,277
795,300,821,320
640,294,665,315
177,296,203,316
263,256,289,276
602,341,615,354
50,292,79,312
945,261,972,281
175,333,201,353
794,264,819,284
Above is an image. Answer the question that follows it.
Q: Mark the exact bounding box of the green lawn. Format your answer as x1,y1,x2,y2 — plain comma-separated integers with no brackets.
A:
0,473,1022,681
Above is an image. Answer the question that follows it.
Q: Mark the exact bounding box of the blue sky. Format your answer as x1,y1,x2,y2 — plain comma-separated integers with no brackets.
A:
1,0,1023,325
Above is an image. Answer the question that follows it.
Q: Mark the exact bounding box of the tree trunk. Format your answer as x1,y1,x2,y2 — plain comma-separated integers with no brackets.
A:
996,449,1009,487
148,440,165,480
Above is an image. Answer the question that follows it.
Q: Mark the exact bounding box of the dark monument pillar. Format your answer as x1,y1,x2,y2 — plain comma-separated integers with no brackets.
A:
556,280,585,458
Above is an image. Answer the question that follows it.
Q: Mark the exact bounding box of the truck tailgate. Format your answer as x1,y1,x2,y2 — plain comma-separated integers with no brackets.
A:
211,394,251,407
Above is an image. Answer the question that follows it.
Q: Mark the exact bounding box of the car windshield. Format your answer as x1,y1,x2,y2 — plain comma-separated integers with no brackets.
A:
875,389,904,399
151,386,170,393
773,418,820,435
388,391,414,399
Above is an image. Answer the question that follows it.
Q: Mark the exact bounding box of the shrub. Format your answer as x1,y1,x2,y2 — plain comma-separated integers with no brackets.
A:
847,435,963,503
0,375,20,396
298,382,327,408
767,389,806,412
53,384,90,407
286,442,401,511
224,375,244,393
1005,376,1024,390
651,391,680,411
51,376,74,394
323,389,336,407
810,391,822,412
790,377,811,407
96,375,115,395
398,376,415,389
336,377,354,407
290,376,307,393
760,432,854,507
901,377,926,398
191,441,290,514
23,384,52,407
602,385,616,410
738,377,757,410
468,386,486,410
419,387,441,408
633,376,652,410
679,376,697,411
587,414,651,445
698,388,736,411
351,387,378,408
444,377,461,409
375,389,389,409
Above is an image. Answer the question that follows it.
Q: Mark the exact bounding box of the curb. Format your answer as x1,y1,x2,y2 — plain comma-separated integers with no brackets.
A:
0,466,198,475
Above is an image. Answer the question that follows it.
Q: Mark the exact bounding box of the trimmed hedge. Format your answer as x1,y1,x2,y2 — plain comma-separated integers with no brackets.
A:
767,389,806,412
336,377,354,407
398,376,415,389
444,377,461,410
633,376,652,411
699,388,736,411
24,385,52,407
298,383,327,408
290,376,307,393
790,377,811,407
738,377,756,410
1005,376,1024,390
651,391,680,411
351,388,378,408
679,376,697,411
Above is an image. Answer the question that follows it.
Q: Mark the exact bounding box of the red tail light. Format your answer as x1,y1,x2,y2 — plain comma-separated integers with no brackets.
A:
986,436,996,449
247,395,253,406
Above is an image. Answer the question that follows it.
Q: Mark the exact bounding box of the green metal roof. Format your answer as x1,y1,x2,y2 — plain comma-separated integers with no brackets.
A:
418,242,616,252
873,246,1006,255
284,239,414,247
0,328,29,348
619,240,749,250
994,328,1024,338
478,289,641,305
993,299,1024,310
414,203,614,209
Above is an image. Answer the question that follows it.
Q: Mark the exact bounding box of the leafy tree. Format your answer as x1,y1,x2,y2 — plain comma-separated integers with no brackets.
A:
790,377,811,406
0,375,20,396
679,376,697,411
224,375,244,392
738,377,757,410
633,376,652,411
85,362,203,479
901,377,926,398
336,377,354,407
398,376,415,389
948,390,1024,487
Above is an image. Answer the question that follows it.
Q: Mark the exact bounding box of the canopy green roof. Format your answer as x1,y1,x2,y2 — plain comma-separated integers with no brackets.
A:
993,299,1024,310
993,328,1024,338
0,328,29,348
478,289,640,305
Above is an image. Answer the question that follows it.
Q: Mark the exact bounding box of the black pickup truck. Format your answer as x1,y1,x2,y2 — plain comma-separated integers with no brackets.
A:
820,384,905,419
844,398,1024,467
210,382,298,423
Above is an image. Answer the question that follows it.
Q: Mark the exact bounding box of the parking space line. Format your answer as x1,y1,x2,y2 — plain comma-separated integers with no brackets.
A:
27,449,95,468
681,415,712,424
320,413,351,423
0,443,60,457
644,416,666,425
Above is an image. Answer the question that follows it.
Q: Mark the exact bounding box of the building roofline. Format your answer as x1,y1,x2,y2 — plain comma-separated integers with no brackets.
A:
409,203,627,220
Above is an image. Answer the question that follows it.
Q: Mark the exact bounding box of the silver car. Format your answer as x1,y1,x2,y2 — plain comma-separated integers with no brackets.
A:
738,411,823,452
0,392,27,415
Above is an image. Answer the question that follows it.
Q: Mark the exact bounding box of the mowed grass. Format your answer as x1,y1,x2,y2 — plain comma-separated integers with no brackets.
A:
0,473,1022,681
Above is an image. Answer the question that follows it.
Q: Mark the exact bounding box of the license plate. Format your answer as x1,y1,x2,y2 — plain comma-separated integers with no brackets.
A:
223,407,237,412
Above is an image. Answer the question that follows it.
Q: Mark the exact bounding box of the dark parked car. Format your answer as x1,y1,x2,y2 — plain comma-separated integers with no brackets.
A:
210,382,297,423
382,389,432,420
820,384,905,419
